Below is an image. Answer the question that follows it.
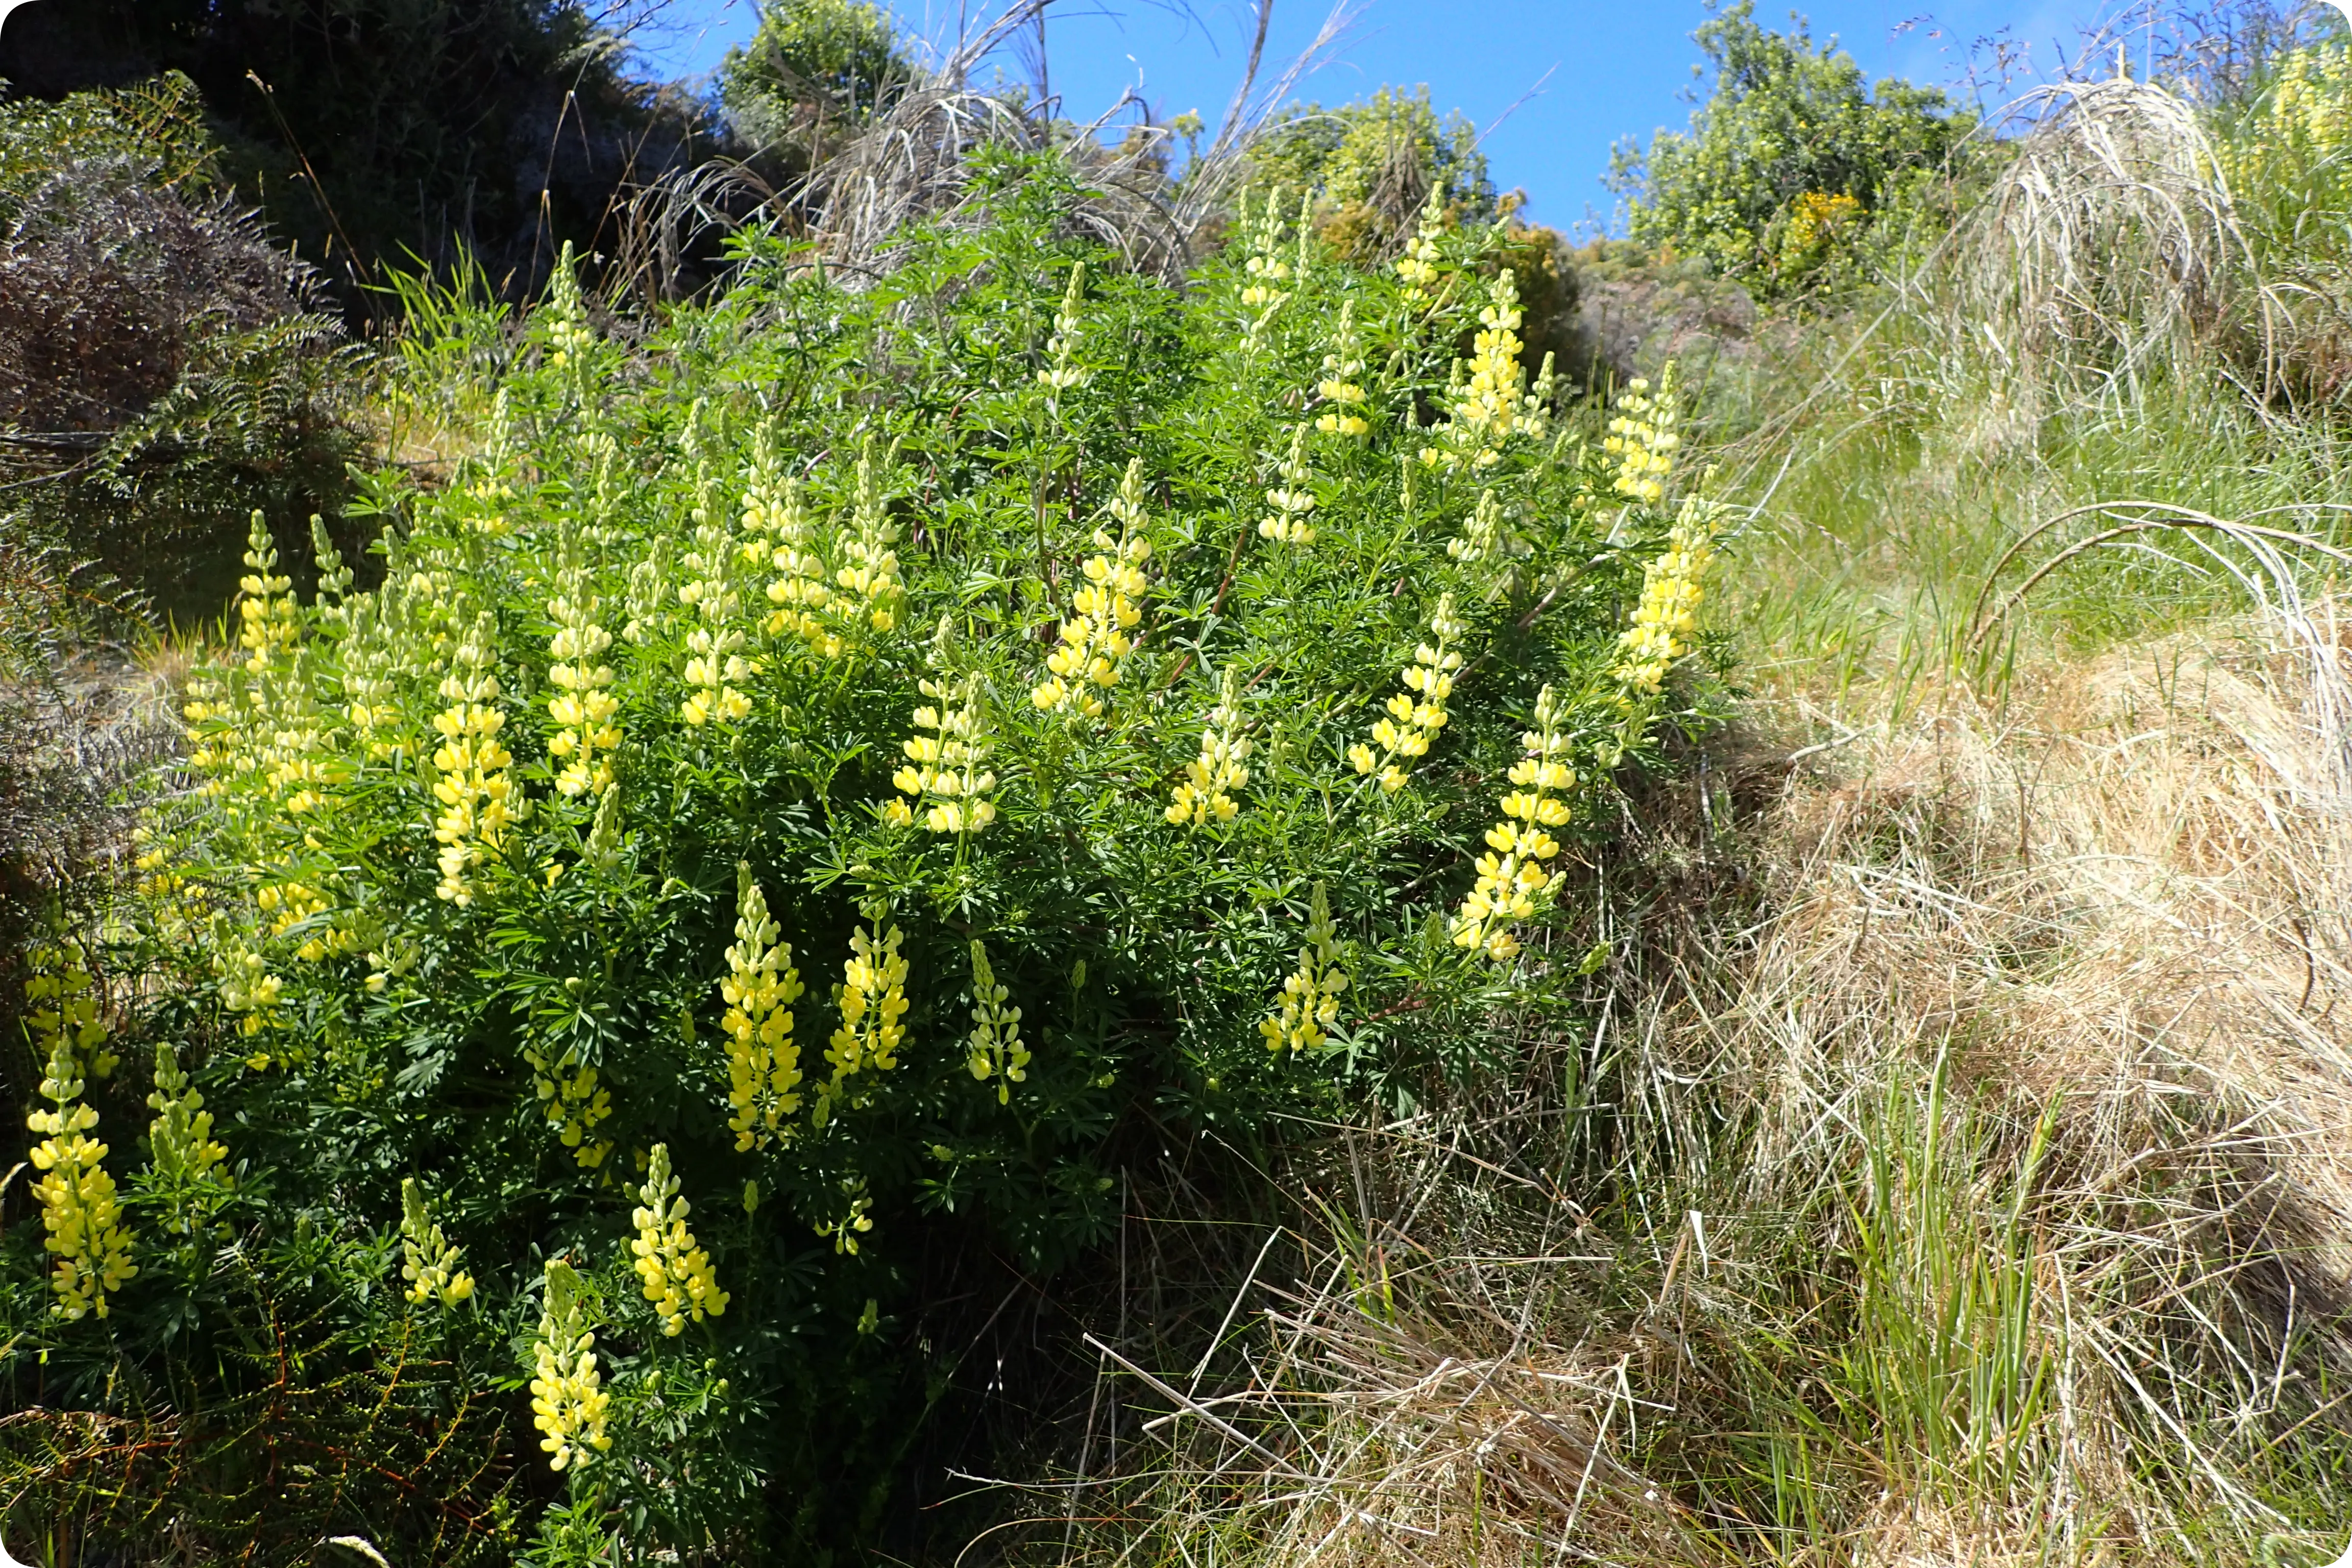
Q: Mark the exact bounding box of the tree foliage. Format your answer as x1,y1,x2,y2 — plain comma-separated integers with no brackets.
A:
1609,2,1969,294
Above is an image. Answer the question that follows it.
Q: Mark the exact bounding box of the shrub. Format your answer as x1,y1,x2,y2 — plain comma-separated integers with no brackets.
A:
717,0,916,154
1,161,1727,1563
1253,84,1494,260
1608,1,1969,296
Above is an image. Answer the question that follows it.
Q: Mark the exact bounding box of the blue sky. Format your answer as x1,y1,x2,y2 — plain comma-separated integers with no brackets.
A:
630,1,2119,232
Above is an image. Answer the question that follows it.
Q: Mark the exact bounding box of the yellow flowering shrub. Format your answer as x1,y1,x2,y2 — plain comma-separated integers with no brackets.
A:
30,161,1725,1564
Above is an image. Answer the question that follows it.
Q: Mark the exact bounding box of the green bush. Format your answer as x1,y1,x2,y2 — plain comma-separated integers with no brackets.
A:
717,0,915,152
1252,84,1494,259
1608,1,1970,295
2,160,1727,1563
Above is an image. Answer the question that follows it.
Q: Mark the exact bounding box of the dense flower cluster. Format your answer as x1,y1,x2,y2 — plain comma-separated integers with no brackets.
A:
890,634,997,833
1032,460,1150,717
23,946,134,1319
819,903,909,1124
964,940,1030,1104
1349,594,1464,792
1445,487,1516,566
399,1175,476,1308
1258,425,1319,546
720,864,805,1152
1260,883,1350,1054
431,610,517,904
631,1143,730,1335
528,1259,611,1473
1451,685,1574,963
1167,665,1252,827
1602,367,1680,505
1616,496,1722,695
1237,186,1298,312
547,522,621,797
1394,188,1450,303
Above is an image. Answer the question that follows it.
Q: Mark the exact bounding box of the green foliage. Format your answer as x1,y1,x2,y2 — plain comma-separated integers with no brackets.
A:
1253,85,1494,259
1609,1,1969,295
717,0,916,148
2,163,1726,1562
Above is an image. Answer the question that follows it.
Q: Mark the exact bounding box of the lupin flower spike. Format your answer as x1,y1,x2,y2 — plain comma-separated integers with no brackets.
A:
1258,426,1318,546
1032,458,1150,718
1260,883,1350,1053
528,1259,611,1472
965,940,1030,1104
399,1175,476,1309
1615,494,1721,696
1167,665,1251,828
630,1142,729,1335
720,863,805,1151
1349,594,1465,792
1451,685,1576,963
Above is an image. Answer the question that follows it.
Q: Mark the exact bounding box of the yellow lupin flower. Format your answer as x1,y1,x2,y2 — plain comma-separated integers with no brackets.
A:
892,621,998,832
146,1039,230,1234
819,901,910,1124
1395,187,1449,302
965,940,1030,1104
1312,300,1370,438
1349,594,1465,793
399,1175,476,1308
235,510,297,676
720,863,804,1152
1451,684,1575,963
833,438,906,637
1419,268,1552,472
543,241,596,379
1237,186,1296,311
23,946,135,1319
26,939,118,1084
1259,883,1350,1054
1601,364,1680,506
546,521,621,798
431,610,518,905
815,1173,876,1255
679,469,755,727
1258,425,1318,546
1615,495,1722,696
752,444,845,659
1166,665,1251,828
1032,459,1151,718
523,1045,613,1168
528,1259,611,1473
215,935,286,1054
630,1143,729,1335
1037,261,1091,391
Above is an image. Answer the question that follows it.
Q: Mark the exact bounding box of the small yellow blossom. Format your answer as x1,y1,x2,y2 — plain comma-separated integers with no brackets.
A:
1033,459,1151,718
146,1039,229,1235
1349,594,1464,792
1167,665,1251,828
814,1173,876,1255
24,946,134,1318
236,510,298,676
1260,883,1350,1054
524,1044,614,1168
528,1259,611,1472
1419,267,1551,472
1395,188,1449,303
1258,425,1318,546
819,901,910,1124
399,1175,475,1309
1602,364,1680,506
630,1143,729,1335
546,522,621,798
1037,261,1091,391
965,940,1030,1104
833,438,906,636
431,611,518,905
1237,186,1297,312
754,453,845,659
1615,495,1721,695
1312,300,1371,438
678,469,755,727
893,624,997,833
1451,685,1576,963
720,863,804,1152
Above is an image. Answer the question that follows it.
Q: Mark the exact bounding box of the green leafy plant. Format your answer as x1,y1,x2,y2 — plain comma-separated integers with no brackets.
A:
3,160,1727,1563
